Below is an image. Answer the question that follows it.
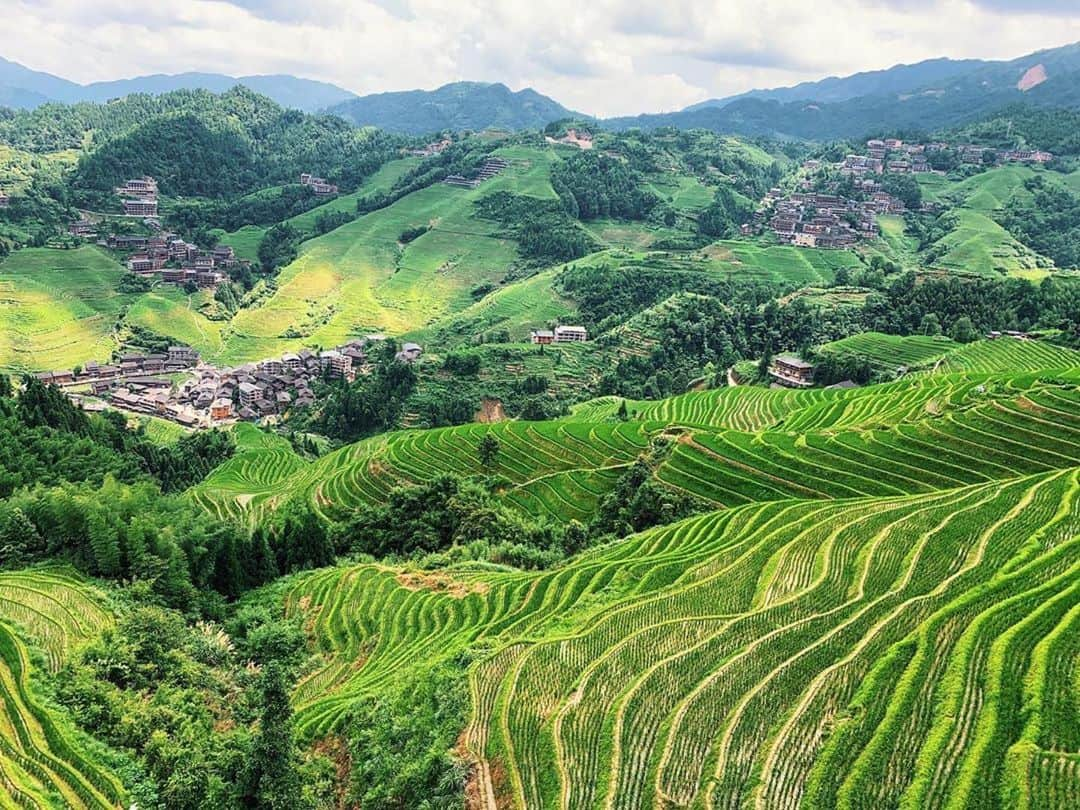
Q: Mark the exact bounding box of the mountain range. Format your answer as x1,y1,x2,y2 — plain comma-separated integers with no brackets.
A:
0,56,357,113
3,41,1080,138
607,42,1080,138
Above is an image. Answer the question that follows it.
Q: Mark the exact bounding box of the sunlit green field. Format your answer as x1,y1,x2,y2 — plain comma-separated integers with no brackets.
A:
0,246,129,372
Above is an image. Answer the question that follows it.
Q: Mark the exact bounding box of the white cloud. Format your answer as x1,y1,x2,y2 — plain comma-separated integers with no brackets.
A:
1,0,1079,116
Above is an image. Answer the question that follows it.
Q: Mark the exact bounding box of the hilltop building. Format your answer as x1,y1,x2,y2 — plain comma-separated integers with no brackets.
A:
116,177,158,198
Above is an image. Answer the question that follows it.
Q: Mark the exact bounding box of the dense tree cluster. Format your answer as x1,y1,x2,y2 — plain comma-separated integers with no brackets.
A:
0,88,400,205
475,191,596,267
4,377,234,496
999,176,1080,269
301,342,418,441
331,474,565,569
552,151,658,220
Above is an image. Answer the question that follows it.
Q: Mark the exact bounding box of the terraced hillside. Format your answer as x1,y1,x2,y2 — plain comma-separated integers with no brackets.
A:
284,467,1080,808
937,337,1080,373
916,166,1053,279
0,570,124,809
817,332,959,373
196,344,1080,532
189,422,307,525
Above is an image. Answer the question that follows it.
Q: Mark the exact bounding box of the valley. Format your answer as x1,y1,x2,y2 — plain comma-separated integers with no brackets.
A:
0,31,1078,810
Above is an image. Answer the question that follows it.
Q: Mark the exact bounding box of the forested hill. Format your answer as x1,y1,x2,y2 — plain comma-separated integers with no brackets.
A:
0,87,403,199
325,81,580,134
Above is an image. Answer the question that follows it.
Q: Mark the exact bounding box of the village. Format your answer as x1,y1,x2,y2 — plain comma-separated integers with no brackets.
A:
750,137,1056,249
64,171,345,289
35,338,424,429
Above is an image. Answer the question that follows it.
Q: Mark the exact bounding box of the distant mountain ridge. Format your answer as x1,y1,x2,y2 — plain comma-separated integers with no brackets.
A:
0,57,357,113
324,81,581,134
608,42,1080,139
686,56,991,110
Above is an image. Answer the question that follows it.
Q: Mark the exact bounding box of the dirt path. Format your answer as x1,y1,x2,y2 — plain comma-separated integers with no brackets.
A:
727,366,739,387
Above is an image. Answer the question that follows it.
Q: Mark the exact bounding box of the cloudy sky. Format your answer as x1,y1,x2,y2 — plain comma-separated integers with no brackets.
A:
3,0,1080,116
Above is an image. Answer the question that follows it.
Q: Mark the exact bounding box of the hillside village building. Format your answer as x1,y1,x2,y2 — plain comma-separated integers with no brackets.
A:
532,326,589,344
410,138,452,158
0,190,9,208
299,173,339,195
68,218,97,238
116,176,160,218
769,355,815,388
122,198,158,217
554,325,588,342
116,177,158,197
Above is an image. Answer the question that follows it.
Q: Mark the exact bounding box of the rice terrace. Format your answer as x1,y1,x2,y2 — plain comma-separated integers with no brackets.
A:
0,7,1079,810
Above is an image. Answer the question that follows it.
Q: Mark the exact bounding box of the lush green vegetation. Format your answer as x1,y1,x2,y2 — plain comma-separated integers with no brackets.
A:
3,82,1080,810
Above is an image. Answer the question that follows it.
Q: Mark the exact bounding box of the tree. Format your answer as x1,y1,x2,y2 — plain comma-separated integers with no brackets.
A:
477,434,500,469
920,312,942,336
616,399,629,421
243,661,302,810
949,315,978,343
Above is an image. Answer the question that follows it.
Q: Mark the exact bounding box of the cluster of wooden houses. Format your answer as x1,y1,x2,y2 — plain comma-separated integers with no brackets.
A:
62,228,244,288
164,340,380,424
90,337,420,427
34,345,200,390
0,189,9,208
445,157,510,189
116,177,159,218
299,173,339,195
814,139,1054,180
530,325,588,344
751,189,904,249
119,233,239,288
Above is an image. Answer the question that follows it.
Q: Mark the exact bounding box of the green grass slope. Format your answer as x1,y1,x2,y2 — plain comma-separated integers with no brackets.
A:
219,156,425,260
214,146,557,363
919,166,1054,279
